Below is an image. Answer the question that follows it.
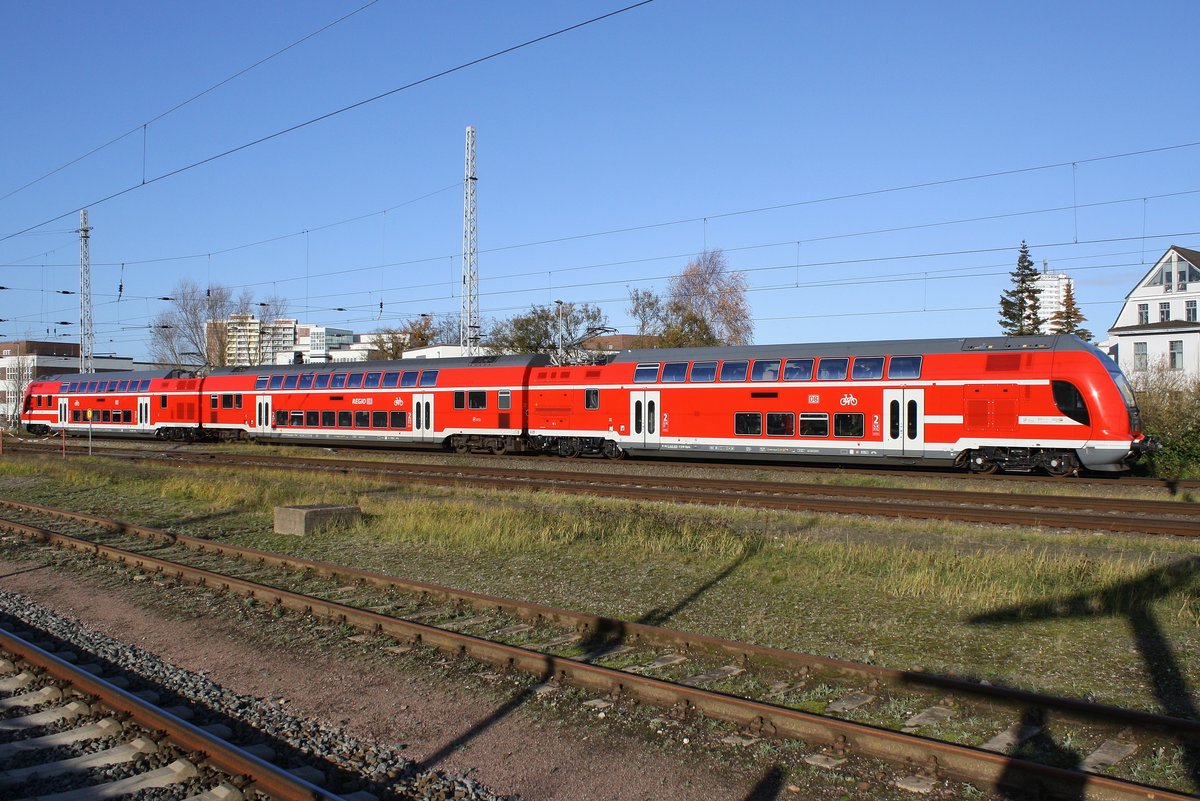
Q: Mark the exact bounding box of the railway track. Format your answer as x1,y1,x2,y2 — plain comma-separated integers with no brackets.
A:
11,437,1200,494
6,441,1198,537
0,500,1195,800
0,620,346,801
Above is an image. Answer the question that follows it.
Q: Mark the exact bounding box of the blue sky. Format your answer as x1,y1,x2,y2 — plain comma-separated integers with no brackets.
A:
2,0,1198,359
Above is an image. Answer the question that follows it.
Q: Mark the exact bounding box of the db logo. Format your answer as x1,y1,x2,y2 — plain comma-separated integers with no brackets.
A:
839,393,858,407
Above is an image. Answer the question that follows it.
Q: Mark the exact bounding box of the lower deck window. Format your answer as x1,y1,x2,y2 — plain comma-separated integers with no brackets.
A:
275,410,288,426
734,412,762,435
372,411,388,427
306,411,320,427
800,413,828,437
834,413,865,438
390,411,407,428
355,411,370,427
322,411,336,427
767,412,795,436
338,411,352,427
290,411,304,426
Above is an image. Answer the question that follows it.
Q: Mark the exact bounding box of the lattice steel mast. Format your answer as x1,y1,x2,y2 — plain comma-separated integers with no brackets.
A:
78,209,93,373
460,126,479,356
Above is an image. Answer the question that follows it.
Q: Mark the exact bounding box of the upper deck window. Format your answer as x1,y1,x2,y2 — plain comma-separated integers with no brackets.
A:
268,375,284,390
751,360,780,381
346,373,364,389
661,362,688,382
314,374,331,389
364,371,382,388
117,380,129,392
255,376,269,390
400,371,419,387
330,374,347,389
887,356,923,379
138,379,151,392
283,375,299,390
418,370,439,387
851,357,885,380
633,363,660,383
783,359,814,381
298,374,314,390
719,360,748,382
382,372,400,388
816,358,849,380
689,361,717,382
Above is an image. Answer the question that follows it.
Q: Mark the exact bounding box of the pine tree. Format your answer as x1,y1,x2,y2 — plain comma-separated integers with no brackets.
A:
998,241,1044,335
1049,280,1092,341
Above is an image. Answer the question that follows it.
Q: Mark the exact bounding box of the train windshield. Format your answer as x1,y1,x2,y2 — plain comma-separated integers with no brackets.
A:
1092,348,1138,410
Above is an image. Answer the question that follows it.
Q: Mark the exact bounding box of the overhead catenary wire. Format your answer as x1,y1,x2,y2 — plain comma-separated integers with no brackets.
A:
0,1,658,245
0,0,384,205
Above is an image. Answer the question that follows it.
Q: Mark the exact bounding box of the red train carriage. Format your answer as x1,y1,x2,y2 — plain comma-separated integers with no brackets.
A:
201,354,550,450
525,335,1152,475
20,335,1153,475
20,370,201,439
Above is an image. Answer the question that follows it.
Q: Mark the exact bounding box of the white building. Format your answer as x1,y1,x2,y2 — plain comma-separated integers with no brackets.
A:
213,315,298,366
1107,246,1200,382
1033,270,1071,334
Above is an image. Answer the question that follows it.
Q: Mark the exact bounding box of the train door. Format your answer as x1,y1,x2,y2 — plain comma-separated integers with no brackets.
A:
255,395,273,436
629,390,661,448
413,393,434,442
136,396,152,434
883,388,924,456
58,398,69,429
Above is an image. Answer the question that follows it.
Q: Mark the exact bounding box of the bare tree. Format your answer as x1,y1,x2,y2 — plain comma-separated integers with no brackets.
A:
148,280,234,368
4,345,34,430
369,312,464,360
368,329,407,360
626,249,752,347
486,302,608,360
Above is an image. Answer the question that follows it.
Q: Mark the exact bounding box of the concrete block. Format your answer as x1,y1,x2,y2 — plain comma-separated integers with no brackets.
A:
274,504,361,536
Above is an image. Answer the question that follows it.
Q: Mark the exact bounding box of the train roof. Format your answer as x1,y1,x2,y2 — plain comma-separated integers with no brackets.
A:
32,368,191,384
208,352,551,376
607,335,1091,364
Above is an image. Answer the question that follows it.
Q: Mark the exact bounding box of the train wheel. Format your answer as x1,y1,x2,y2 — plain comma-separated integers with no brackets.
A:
557,438,582,458
967,451,998,475
1044,453,1079,478
490,440,508,455
452,436,469,454
602,441,624,460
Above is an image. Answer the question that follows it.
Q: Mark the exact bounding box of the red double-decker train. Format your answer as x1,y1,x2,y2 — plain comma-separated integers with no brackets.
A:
20,335,1156,476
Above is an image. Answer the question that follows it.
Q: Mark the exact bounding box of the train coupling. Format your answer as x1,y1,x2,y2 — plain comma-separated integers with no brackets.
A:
1130,435,1162,458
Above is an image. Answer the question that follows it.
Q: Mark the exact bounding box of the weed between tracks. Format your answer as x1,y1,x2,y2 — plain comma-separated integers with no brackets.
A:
1,453,1199,788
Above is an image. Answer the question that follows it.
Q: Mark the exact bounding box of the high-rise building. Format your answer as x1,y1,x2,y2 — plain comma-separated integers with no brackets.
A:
1034,269,1072,334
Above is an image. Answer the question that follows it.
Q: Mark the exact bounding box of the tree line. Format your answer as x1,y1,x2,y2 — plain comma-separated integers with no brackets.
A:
148,250,752,368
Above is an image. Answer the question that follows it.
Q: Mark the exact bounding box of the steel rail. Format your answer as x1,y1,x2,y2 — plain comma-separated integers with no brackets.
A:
8,439,1200,493
0,513,1192,801
175,450,1200,518
0,626,345,801
2,497,1197,740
